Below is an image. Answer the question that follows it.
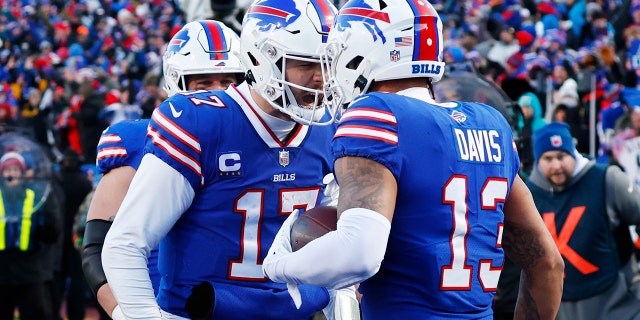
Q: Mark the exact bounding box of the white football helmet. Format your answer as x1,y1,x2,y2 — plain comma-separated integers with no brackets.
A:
239,0,337,125
321,0,446,120
163,20,244,97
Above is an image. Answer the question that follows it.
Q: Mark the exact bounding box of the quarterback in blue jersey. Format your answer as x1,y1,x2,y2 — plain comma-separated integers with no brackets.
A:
264,1,565,319
102,1,342,319
82,20,244,319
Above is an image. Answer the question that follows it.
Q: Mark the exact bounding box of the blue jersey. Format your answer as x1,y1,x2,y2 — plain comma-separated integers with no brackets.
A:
96,119,161,295
332,92,520,319
96,120,148,173
146,85,334,318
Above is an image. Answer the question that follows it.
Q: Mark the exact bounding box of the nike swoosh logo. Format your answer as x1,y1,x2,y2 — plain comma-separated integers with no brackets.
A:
169,102,183,118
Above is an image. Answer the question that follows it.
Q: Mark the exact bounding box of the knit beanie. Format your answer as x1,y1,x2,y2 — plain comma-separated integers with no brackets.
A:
0,151,26,171
533,122,576,160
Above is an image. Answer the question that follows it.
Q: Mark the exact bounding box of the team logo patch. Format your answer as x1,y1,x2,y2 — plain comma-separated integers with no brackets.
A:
245,0,301,31
550,135,563,147
390,50,400,62
450,110,467,123
165,28,190,57
335,0,389,43
279,149,290,167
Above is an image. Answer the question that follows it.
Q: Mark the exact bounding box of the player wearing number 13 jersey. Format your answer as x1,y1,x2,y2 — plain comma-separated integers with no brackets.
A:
263,1,564,319
102,0,339,319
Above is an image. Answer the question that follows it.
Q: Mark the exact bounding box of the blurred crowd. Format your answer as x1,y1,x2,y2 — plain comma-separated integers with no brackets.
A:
0,0,637,171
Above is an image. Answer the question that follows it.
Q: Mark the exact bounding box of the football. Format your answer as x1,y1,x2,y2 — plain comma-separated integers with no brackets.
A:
290,206,337,252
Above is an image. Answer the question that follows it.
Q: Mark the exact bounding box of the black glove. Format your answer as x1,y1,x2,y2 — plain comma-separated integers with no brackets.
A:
185,281,215,320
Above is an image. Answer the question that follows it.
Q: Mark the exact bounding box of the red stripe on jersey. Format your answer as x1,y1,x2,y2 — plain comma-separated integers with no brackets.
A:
229,85,287,148
153,110,201,155
98,134,122,146
96,147,127,160
342,108,397,125
147,127,202,178
335,124,398,145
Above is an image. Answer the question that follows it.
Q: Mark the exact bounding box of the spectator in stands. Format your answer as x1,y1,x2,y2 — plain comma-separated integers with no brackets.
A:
0,149,63,320
527,122,640,320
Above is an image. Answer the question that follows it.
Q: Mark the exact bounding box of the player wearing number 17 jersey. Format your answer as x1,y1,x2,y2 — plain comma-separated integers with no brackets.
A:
102,0,339,319
263,1,564,319
84,20,246,319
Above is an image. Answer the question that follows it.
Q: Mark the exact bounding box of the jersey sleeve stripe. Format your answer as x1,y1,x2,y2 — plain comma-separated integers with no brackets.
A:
335,125,398,145
96,147,128,160
152,111,202,155
341,108,397,125
148,127,203,179
98,134,122,146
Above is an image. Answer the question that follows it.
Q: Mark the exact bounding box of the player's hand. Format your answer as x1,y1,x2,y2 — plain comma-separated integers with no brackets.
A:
263,209,301,308
263,209,299,276
320,173,339,207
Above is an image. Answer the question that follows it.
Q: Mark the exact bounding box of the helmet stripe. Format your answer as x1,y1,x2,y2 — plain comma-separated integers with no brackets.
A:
407,0,439,62
246,5,293,20
309,0,336,42
200,20,229,61
340,8,390,23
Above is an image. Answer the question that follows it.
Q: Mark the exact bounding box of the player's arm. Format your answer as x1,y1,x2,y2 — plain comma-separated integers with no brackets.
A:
82,165,135,317
264,155,394,289
503,175,564,320
102,154,195,318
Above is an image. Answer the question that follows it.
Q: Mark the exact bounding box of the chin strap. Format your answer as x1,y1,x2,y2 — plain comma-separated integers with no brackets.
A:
427,78,435,101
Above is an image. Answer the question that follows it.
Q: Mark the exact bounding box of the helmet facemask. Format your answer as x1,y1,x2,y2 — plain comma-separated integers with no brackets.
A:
246,38,329,125
239,0,338,126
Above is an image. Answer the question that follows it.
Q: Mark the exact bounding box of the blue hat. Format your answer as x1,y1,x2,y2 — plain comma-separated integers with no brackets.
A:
533,122,576,160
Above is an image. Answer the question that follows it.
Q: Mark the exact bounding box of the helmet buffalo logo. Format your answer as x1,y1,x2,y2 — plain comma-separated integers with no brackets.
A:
245,0,301,32
336,0,389,43
166,28,190,57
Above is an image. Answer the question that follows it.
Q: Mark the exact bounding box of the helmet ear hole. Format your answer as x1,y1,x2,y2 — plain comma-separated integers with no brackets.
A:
346,56,363,70
247,52,259,67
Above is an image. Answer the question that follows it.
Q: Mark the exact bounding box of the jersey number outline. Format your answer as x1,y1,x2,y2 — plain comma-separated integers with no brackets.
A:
177,89,226,108
440,175,508,291
229,187,321,281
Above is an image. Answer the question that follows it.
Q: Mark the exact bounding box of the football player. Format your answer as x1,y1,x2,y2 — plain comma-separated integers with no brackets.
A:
102,1,343,319
263,1,565,319
82,20,244,319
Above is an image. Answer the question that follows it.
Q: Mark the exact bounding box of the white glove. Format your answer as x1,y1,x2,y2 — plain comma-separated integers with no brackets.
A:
320,173,340,207
263,209,302,308
323,285,360,320
111,305,125,320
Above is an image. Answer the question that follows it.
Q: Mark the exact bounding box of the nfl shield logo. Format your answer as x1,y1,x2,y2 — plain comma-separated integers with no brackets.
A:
390,50,400,62
550,135,563,147
279,150,290,167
